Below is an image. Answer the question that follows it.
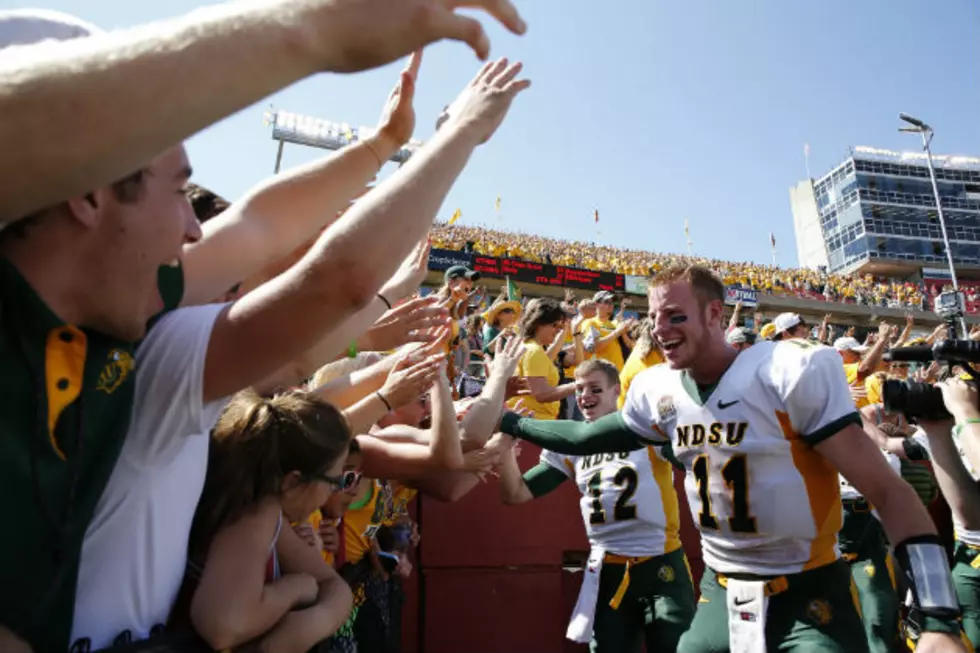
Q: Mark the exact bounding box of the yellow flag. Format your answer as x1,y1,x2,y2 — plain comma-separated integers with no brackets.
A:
495,196,502,212
684,219,690,238
448,208,462,225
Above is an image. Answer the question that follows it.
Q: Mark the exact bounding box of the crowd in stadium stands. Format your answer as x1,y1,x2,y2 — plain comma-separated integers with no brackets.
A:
3,5,979,653
432,223,980,313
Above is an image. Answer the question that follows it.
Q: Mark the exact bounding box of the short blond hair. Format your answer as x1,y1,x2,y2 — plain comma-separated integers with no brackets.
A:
574,359,620,388
648,265,725,308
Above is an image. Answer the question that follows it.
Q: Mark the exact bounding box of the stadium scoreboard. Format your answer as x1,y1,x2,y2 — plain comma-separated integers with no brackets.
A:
471,255,625,292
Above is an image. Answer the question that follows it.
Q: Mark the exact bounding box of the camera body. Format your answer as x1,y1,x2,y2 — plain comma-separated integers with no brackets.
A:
882,291,978,421
934,290,966,321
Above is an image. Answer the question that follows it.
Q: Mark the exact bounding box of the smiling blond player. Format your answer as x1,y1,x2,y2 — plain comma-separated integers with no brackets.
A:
497,265,967,653
498,359,694,653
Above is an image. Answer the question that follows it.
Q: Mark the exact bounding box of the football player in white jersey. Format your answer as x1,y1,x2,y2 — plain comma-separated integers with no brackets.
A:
498,359,695,653
912,376,980,649
496,265,966,653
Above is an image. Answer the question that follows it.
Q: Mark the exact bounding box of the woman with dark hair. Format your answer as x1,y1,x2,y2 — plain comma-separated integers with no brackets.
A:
174,390,354,653
507,298,577,420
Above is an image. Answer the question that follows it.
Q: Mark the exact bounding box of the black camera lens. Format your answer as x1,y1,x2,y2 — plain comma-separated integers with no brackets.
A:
882,379,950,422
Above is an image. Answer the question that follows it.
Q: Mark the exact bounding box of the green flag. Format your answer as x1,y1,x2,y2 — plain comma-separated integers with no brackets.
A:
506,276,522,301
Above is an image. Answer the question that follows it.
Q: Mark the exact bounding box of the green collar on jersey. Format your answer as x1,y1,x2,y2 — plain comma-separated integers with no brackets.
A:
681,371,718,406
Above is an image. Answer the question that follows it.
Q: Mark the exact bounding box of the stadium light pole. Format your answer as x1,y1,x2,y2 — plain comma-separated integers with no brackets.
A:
898,112,959,291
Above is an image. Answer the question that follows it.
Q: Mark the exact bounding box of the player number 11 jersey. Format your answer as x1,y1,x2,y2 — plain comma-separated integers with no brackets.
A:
621,340,861,576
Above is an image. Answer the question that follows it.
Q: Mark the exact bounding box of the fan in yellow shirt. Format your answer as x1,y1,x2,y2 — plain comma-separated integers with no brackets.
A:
507,298,577,420
618,319,664,409
579,291,632,371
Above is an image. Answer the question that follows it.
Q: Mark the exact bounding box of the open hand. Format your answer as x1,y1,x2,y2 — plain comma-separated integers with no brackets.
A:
435,58,531,145
489,329,525,379
381,353,445,409
318,0,527,72
362,295,449,352
374,52,422,152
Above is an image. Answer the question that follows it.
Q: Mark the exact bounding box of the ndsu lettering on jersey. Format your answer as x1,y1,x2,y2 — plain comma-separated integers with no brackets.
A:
579,451,632,471
675,421,749,449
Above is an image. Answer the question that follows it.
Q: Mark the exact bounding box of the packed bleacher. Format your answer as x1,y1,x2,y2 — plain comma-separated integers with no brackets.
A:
432,223,980,313
2,5,979,653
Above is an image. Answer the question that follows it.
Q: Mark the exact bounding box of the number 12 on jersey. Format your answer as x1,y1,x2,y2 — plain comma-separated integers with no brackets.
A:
692,454,758,533
586,466,639,525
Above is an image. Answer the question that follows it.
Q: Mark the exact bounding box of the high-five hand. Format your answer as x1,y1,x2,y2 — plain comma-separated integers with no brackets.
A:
317,0,527,72
374,52,423,152
436,58,531,145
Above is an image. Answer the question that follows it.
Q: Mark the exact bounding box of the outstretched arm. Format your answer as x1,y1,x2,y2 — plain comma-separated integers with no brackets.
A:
499,449,567,505
499,412,645,456
182,54,419,307
0,0,526,222
202,59,530,401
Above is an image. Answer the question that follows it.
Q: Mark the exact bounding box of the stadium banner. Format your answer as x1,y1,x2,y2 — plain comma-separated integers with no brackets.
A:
470,255,625,293
724,286,758,307
625,275,649,295
428,248,473,272
922,267,953,280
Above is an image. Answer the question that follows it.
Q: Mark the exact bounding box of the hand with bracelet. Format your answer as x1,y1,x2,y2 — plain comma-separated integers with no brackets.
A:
377,238,433,310
376,352,446,415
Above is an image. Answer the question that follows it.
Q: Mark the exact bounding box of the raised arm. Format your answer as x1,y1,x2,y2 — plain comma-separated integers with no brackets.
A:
256,242,442,390
202,59,530,401
919,420,980,531
0,0,527,222
727,300,742,332
457,334,525,446
181,55,421,306
342,351,445,436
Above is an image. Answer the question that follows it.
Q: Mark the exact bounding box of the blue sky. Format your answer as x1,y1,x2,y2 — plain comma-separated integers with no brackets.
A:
9,0,978,266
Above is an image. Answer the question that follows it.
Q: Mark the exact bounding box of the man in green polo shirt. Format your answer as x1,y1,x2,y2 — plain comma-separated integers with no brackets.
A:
0,160,192,649
0,14,533,651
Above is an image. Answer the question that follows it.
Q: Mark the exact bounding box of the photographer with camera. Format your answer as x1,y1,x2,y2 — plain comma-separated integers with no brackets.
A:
879,284,980,649
912,376,980,649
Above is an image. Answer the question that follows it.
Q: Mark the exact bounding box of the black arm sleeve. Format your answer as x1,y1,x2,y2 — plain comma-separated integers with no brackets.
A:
499,411,645,455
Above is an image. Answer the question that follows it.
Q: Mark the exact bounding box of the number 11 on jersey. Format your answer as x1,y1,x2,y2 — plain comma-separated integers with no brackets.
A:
692,454,758,534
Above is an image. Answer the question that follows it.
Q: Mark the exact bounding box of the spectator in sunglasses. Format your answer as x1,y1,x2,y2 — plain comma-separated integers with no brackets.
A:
171,389,354,652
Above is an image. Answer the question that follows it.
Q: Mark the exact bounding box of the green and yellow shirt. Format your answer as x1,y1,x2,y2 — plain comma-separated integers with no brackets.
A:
0,260,182,651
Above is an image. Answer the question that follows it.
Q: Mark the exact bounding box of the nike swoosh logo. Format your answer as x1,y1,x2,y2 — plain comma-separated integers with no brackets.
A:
734,597,754,606
718,400,740,409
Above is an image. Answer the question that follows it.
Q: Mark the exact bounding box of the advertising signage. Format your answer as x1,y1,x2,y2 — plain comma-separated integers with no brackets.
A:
724,286,759,307
427,248,474,272
470,255,624,292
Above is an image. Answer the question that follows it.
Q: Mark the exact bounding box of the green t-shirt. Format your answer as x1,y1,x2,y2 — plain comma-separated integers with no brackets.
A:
0,260,182,651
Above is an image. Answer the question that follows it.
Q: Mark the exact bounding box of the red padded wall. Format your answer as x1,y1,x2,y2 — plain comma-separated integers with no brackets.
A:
399,443,705,651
